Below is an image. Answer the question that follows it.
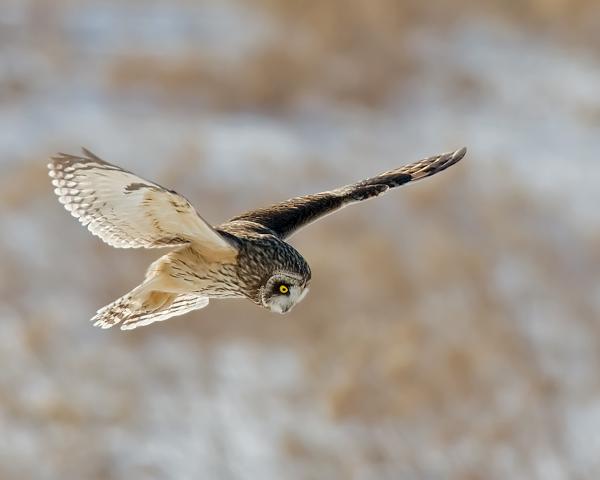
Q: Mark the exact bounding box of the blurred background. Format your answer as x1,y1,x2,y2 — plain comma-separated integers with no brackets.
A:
1,0,600,479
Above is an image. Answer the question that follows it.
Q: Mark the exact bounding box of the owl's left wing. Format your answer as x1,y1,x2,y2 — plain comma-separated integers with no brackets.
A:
49,149,235,252
228,147,466,239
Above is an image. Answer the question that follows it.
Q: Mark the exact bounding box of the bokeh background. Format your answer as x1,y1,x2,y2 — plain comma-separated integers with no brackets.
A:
1,1,600,479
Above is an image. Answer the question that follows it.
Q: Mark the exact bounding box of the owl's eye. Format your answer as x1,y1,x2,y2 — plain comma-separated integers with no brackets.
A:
279,285,289,295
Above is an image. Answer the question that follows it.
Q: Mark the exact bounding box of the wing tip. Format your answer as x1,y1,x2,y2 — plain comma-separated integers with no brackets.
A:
431,146,467,172
404,146,467,181
48,147,102,167
453,146,467,161
81,147,103,162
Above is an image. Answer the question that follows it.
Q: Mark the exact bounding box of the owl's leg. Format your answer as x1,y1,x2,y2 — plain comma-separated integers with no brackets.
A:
144,248,209,292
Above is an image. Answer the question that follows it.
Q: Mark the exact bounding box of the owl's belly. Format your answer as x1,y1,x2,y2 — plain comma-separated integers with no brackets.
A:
146,245,244,298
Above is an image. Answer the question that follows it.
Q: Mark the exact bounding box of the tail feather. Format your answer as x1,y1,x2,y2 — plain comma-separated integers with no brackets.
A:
91,286,209,330
92,293,141,329
120,294,209,330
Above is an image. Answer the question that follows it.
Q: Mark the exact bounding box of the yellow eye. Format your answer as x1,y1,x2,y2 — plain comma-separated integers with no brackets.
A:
279,285,289,294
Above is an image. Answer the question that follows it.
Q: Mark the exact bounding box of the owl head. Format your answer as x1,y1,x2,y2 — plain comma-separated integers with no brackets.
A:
261,272,310,314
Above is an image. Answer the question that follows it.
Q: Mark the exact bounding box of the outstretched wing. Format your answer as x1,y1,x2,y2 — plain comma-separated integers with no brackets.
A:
228,147,466,239
48,148,235,252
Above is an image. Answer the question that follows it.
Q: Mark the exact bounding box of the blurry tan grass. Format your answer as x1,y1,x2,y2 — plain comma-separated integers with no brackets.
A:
109,44,413,110
107,0,600,112
3,1,600,477
8,145,600,421
3,145,599,478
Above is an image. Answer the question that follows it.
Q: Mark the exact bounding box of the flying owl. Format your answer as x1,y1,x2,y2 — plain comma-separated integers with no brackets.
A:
48,147,466,330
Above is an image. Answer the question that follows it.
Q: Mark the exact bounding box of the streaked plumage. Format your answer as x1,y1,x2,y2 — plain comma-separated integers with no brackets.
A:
48,146,466,330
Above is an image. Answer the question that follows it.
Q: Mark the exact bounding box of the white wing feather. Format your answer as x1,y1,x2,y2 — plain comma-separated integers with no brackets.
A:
48,149,234,251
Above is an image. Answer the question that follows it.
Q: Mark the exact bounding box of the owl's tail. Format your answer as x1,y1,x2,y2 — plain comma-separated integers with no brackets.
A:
91,282,209,330
91,283,168,329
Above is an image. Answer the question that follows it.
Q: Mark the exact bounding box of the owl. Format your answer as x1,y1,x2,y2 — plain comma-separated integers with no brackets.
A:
48,147,466,330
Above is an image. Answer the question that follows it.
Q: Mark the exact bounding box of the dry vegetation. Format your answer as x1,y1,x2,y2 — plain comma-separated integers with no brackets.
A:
3,151,598,478
1,0,600,478
107,0,600,111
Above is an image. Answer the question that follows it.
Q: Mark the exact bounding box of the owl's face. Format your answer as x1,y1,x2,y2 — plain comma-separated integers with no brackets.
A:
261,272,310,314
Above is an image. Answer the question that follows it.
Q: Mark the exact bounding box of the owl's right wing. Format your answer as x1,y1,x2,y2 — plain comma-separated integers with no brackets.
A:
228,148,466,239
48,149,236,254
